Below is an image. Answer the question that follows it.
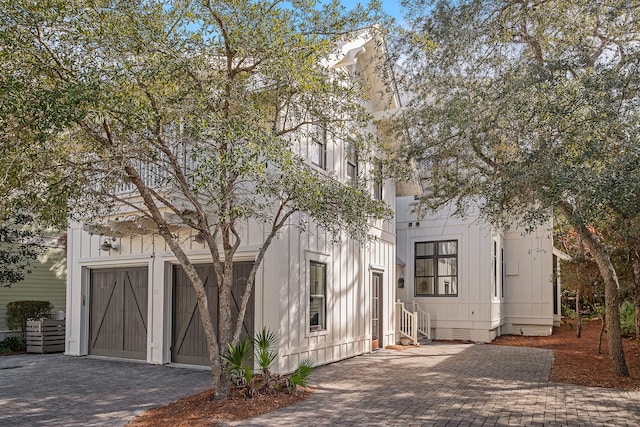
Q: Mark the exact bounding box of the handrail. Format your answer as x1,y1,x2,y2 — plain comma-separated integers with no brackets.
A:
395,300,418,345
412,302,431,340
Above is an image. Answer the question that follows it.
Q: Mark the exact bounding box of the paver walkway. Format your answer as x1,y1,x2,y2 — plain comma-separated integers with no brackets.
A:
228,343,640,426
0,354,211,426
2,343,640,426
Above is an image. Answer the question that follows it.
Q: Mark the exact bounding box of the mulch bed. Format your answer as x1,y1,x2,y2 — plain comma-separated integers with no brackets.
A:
492,318,640,390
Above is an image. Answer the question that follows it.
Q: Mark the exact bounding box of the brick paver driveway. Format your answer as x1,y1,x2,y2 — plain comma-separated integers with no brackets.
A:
0,354,211,426
229,343,640,427
2,344,640,426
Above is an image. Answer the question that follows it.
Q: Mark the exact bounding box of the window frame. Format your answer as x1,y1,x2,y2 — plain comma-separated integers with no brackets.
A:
309,261,327,332
373,159,383,200
310,126,327,170
493,239,498,298
346,142,358,183
414,240,459,297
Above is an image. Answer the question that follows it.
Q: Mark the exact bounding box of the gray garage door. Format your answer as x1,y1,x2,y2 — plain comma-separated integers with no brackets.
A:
89,267,148,360
172,262,254,365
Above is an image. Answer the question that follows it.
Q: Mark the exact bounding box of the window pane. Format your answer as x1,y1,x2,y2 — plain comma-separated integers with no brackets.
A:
310,141,321,166
416,277,435,295
310,262,326,330
438,257,457,276
310,296,324,327
416,258,435,277
347,143,357,163
416,242,435,257
347,163,357,181
438,277,457,295
310,263,324,294
438,241,457,255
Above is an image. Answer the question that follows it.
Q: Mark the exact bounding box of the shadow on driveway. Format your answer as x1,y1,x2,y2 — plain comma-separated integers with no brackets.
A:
229,343,640,426
0,353,211,426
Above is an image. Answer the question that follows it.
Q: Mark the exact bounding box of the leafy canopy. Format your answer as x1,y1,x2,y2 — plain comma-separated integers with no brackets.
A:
0,0,393,240
395,0,640,230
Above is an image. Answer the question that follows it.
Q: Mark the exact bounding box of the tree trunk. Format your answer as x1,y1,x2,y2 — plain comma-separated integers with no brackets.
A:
575,224,629,376
214,256,235,400
174,247,222,388
598,314,606,354
119,157,224,389
575,289,581,338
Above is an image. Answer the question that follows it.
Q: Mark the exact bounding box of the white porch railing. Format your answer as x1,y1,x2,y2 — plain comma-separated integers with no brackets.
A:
412,301,431,340
396,300,418,345
396,300,431,345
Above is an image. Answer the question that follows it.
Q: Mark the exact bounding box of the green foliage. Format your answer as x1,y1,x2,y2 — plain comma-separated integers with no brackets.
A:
0,335,26,354
620,301,636,337
254,327,278,376
287,358,314,391
0,0,391,393
6,301,53,337
0,213,46,288
221,337,254,387
395,0,640,230
561,304,576,321
221,328,314,397
395,0,639,376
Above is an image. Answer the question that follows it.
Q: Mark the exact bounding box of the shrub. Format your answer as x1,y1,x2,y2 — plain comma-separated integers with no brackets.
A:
620,300,636,337
561,303,576,320
222,327,313,397
287,358,314,391
0,335,26,353
6,300,53,337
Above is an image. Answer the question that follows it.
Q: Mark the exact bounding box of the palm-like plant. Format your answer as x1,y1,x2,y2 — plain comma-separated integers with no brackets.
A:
221,327,313,397
254,328,278,377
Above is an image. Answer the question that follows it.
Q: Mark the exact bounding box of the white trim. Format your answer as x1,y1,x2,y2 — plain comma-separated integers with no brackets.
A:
305,251,331,337
79,254,153,265
552,247,572,261
369,264,386,272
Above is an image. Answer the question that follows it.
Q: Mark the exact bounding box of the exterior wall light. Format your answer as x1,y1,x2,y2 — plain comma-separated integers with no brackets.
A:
100,238,117,251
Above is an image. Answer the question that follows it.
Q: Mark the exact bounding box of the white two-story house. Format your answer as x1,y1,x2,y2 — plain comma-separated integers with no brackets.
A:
64,33,401,373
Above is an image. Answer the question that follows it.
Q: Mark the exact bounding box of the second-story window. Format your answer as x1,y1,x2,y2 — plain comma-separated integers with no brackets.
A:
346,142,358,183
310,126,327,170
373,159,383,200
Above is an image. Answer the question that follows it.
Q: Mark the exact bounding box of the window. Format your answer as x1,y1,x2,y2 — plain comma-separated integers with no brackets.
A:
310,127,327,170
346,142,357,183
309,261,326,331
501,247,505,298
415,240,458,296
373,159,383,200
493,240,497,297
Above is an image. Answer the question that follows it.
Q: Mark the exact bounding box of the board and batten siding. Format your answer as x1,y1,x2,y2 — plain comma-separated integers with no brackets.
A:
0,247,67,336
66,203,396,372
264,213,395,374
502,226,554,336
396,196,554,342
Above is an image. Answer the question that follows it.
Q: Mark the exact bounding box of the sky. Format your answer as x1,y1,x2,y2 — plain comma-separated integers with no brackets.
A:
340,0,405,22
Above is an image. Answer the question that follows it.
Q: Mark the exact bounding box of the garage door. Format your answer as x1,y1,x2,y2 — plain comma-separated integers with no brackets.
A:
89,267,148,360
172,262,254,365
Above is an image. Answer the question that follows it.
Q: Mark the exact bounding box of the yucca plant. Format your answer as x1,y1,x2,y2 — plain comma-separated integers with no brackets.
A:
221,337,253,387
222,328,314,397
288,358,314,392
254,327,278,378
